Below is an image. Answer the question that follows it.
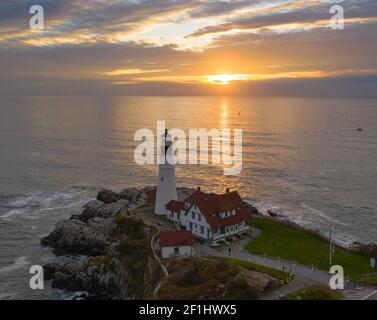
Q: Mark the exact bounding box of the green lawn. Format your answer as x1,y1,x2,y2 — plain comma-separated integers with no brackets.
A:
285,285,343,300
218,257,291,282
246,217,375,283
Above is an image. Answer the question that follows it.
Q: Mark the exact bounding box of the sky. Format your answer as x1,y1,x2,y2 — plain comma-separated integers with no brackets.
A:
0,0,376,96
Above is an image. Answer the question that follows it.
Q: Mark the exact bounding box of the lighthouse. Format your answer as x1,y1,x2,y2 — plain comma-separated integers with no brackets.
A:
155,129,177,216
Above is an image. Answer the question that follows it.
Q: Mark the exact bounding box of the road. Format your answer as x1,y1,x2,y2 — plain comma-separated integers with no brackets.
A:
196,242,331,282
195,240,377,300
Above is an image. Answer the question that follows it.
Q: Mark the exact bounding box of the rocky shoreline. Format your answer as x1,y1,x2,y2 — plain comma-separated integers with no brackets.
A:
41,187,281,300
41,187,160,299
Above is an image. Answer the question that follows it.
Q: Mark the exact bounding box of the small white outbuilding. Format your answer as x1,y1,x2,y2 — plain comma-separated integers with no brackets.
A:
159,230,193,259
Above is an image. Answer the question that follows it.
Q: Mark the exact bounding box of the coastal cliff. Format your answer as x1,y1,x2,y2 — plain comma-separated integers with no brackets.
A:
41,187,279,300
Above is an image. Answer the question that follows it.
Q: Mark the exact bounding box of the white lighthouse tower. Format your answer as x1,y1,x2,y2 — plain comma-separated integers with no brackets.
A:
155,129,177,216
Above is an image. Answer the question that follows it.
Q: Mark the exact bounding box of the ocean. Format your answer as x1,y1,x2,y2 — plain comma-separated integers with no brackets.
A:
0,96,377,299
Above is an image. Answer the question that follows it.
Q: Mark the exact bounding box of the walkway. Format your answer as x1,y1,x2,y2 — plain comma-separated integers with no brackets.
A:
195,241,332,300
196,242,331,284
196,241,377,300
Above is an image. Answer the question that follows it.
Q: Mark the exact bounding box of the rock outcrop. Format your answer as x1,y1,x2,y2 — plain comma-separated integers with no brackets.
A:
96,189,120,204
41,188,148,254
41,186,279,300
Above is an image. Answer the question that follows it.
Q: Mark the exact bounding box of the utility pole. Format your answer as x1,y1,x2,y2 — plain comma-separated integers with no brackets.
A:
329,228,332,266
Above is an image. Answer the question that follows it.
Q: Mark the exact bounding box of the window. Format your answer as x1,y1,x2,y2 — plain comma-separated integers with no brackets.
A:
174,247,179,254
198,214,201,222
189,222,193,230
201,226,204,235
192,212,195,220
161,177,164,181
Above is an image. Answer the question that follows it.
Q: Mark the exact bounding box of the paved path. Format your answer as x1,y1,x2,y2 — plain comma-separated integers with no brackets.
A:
196,243,331,284
195,242,332,300
150,229,168,298
261,275,319,300
364,290,377,300
196,241,377,300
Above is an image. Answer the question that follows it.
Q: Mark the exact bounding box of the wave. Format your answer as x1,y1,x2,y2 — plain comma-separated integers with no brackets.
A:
244,198,355,247
0,187,95,221
0,256,29,274
300,203,348,227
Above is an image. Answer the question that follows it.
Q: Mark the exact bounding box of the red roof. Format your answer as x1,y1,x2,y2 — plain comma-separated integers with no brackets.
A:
159,230,193,247
196,200,250,228
184,190,207,204
183,189,251,228
166,200,184,213
146,188,156,204
184,190,244,211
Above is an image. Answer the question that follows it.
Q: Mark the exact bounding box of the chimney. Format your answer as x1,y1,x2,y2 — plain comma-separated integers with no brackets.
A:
226,188,230,194
197,187,201,191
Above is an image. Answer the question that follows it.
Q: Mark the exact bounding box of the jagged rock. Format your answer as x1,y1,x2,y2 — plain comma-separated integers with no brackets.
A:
120,188,147,208
98,201,128,218
79,200,106,222
78,199,131,222
235,269,278,292
244,203,260,215
44,250,158,299
41,218,114,255
97,189,120,204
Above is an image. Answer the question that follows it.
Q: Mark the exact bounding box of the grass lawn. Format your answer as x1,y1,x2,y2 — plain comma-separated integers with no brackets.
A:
246,217,376,283
285,285,343,300
218,257,291,282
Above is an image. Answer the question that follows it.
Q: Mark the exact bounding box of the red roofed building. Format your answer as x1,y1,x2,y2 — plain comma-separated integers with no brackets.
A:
159,230,193,258
146,188,156,204
166,200,184,222
165,188,251,243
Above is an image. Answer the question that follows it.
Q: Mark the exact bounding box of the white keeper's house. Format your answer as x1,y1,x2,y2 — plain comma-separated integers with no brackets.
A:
165,187,251,243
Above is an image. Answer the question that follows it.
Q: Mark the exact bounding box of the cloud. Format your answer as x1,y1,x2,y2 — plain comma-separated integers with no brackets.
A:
0,0,376,96
102,68,169,76
186,0,377,39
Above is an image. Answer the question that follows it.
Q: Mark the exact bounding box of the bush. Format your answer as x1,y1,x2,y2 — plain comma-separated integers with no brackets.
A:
114,215,146,239
225,280,259,300
286,285,343,300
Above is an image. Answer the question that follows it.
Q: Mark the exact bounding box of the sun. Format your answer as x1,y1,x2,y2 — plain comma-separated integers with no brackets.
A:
206,74,250,86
